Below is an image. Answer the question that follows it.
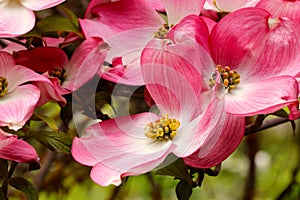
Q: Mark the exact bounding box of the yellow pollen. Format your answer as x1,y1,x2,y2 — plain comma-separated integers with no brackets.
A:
154,24,174,39
208,64,241,92
144,114,180,141
49,67,67,84
0,76,8,97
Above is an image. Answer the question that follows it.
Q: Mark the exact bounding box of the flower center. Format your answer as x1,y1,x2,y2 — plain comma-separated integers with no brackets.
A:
49,67,67,84
268,17,280,29
208,65,240,92
0,77,8,97
154,24,173,39
144,114,180,141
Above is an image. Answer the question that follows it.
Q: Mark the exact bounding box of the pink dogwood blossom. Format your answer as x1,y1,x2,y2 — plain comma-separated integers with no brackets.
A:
0,51,50,130
81,0,205,85
181,7,300,116
0,129,39,164
0,0,65,37
71,39,241,185
141,38,245,169
13,37,108,99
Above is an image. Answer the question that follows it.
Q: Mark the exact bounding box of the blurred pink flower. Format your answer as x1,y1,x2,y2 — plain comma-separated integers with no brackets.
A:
0,128,39,164
0,0,65,37
72,39,235,185
0,51,49,130
80,0,205,85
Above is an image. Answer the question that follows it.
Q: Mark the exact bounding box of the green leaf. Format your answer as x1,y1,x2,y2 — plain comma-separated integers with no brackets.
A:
57,5,79,26
154,154,192,184
19,28,42,38
31,131,72,153
0,190,5,200
37,15,82,37
32,112,58,132
9,177,38,200
175,180,193,200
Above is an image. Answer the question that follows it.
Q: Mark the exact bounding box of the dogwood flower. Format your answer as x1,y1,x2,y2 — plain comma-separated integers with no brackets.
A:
0,51,50,130
176,7,300,116
0,128,39,164
71,39,241,185
80,0,205,85
141,37,245,168
12,37,109,98
0,0,65,37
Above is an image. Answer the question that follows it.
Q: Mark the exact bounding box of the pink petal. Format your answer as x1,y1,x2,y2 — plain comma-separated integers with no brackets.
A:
0,52,51,93
214,0,252,12
204,0,259,11
13,47,69,73
20,0,65,10
162,0,205,25
0,85,40,130
256,0,300,21
199,16,217,33
5,65,52,92
184,114,245,168
167,15,210,51
148,0,165,11
90,152,170,186
33,80,66,106
0,1,35,37
81,0,163,39
0,129,39,163
141,39,203,123
210,7,300,79
84,0,115,18
172,97,226,157
225,76,299,116
63,37,108,91
90,162,124,186
72,113,175,186
104,27,158,63
101,62,145,86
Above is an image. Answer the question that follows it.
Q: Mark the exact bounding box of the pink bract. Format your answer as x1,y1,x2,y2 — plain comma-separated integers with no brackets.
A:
0,51,50,130
0,128,39,164
204,0,259,12
0,0,65,37
256,0,300,21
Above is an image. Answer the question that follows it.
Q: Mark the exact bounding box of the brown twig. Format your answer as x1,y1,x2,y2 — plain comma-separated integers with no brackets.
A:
245,117,291,136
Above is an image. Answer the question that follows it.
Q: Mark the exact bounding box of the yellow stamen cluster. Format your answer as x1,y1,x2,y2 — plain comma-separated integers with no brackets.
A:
144,114,180,141
154,24,174,39
49,67,67,84
209,65,240,92
0,77,8,97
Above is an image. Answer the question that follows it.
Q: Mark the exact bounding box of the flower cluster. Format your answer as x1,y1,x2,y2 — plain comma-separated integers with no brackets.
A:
0,0,300,199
